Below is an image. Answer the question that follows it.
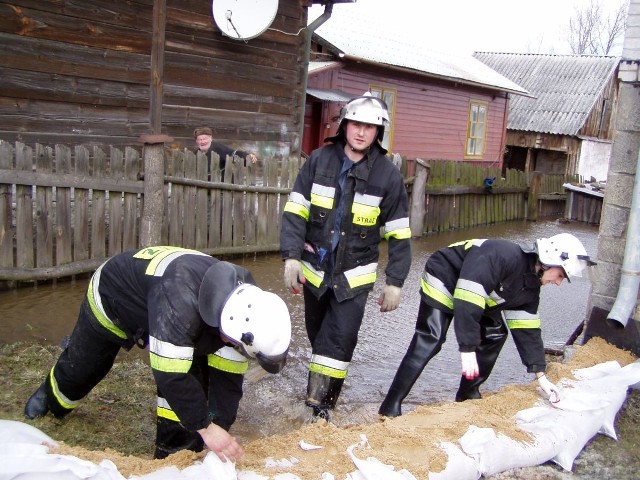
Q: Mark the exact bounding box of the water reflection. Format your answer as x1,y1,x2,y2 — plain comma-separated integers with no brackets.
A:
0,219,599,441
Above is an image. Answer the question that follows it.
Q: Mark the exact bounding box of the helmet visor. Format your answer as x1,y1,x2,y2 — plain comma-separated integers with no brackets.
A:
255,348,288,374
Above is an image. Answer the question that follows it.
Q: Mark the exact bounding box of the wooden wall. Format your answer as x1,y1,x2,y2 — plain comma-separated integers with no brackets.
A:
307,61,509,166
0,0,308,156
578,72,618,140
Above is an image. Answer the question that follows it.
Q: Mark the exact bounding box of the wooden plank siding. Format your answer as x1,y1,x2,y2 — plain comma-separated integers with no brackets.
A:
307,61,509,167
577,73,618,141
0,0,308,156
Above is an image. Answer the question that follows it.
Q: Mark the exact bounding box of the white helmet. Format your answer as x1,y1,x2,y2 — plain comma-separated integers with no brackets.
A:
536,233,595,281
338,92,390,142
219,283,291,373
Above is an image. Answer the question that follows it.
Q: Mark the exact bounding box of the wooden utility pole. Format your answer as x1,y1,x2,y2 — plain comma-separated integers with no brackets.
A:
140,0,168,247
139,135,172,247
410,158,430,237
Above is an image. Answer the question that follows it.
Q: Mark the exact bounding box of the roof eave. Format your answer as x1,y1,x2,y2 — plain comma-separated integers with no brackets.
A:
342,54,533,98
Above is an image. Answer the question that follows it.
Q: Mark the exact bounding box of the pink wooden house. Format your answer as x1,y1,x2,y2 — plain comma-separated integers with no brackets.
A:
303,13,529,170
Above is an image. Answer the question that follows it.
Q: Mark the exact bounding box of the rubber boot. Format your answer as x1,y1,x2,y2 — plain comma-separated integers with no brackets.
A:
154,416,204,459
379,304,452,417
305,371,344,422
25,372,74,419
455,313,508,402
24,380,49,419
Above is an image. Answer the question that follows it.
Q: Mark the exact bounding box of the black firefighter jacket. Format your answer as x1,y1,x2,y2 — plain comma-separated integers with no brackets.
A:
421,239,547,373
88,246,251,431
281,141,412,302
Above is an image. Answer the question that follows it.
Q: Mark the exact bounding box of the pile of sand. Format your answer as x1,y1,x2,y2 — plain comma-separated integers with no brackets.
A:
53,337,637,479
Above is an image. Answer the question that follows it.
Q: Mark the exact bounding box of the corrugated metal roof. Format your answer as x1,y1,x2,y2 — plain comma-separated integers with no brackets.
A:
473,52,619,135
311,16,529,97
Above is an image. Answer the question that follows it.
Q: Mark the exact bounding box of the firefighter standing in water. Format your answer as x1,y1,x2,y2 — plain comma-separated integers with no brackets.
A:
25,246,291,461
379,233,596,417
280,93,412,421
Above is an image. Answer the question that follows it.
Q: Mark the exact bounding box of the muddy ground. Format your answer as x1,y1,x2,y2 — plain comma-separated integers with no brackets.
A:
1,340,639,479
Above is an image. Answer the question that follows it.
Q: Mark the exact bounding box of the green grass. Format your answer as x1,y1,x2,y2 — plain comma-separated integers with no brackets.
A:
0,342,157,457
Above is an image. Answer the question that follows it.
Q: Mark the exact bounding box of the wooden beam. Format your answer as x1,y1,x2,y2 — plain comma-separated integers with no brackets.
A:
150,0,167,134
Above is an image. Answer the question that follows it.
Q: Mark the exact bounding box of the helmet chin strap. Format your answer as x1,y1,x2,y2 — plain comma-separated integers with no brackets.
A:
537,263,551,282
346,140,370,155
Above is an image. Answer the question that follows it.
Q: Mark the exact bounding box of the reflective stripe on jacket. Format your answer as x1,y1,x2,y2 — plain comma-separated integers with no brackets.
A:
87,246,247,431
420,239,546,372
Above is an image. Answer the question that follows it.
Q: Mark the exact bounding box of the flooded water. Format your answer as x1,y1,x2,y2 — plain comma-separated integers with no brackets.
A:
0,219,599,442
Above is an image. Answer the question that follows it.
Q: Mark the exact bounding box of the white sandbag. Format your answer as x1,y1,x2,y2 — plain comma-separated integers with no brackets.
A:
572,360,622,380
0,419,58,447
345,436,417,480
2,442,50,456
462,384,612,476
459,422,559,476
427,442,480,480
555,381,627,440
131,452,237,480
626,360,640,389
2,452,125,480
517,398,609,472
612,360,640,388
549,408,607,471
187,452,237,479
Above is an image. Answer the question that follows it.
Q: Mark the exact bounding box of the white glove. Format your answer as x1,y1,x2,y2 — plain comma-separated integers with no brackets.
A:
378,285,402,312
537,374,560,403
460,352,479,379
283,259,305,294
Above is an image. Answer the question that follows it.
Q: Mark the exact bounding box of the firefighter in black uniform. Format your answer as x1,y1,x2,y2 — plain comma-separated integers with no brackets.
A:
379,233,596,418
24,246,291,461
280,92,412,421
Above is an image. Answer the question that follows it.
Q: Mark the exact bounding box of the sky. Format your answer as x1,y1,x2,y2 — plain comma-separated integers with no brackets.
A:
309,0,627,57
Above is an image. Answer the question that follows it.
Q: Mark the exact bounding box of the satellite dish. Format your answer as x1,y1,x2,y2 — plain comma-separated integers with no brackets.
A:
212,0,279,41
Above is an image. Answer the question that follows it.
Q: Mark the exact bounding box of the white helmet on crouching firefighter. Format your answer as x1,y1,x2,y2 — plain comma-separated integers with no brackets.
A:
335,92,390,145
536,233,596,282
198,262,292,374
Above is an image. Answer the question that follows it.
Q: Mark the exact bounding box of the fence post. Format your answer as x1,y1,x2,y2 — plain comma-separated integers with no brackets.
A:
139,134,172,247
410,158,430,237
528,171,542,221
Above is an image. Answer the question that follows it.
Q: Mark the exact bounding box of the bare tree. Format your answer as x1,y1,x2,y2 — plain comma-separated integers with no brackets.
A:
568,0,628,55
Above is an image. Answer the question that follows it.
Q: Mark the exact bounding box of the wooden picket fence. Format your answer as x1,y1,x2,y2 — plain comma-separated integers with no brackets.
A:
0,141,299,282
0,141,580,284
419,160,527,233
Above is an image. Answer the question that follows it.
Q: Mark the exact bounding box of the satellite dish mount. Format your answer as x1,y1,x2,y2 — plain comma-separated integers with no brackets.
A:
212,0,279,41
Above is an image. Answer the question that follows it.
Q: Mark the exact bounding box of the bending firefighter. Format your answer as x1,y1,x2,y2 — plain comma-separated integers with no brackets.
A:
24,246,291,461
379,233,596,417
281,93,412,421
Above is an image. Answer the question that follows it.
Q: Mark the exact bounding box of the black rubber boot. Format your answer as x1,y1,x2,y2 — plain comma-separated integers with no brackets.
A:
379,304,452,417
306,371,345,422
455,312,508,402
154,416,205,459
24,380,50,419
25,371,75,419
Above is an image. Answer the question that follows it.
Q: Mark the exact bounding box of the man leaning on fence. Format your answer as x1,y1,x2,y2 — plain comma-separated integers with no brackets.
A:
193,127,258,180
